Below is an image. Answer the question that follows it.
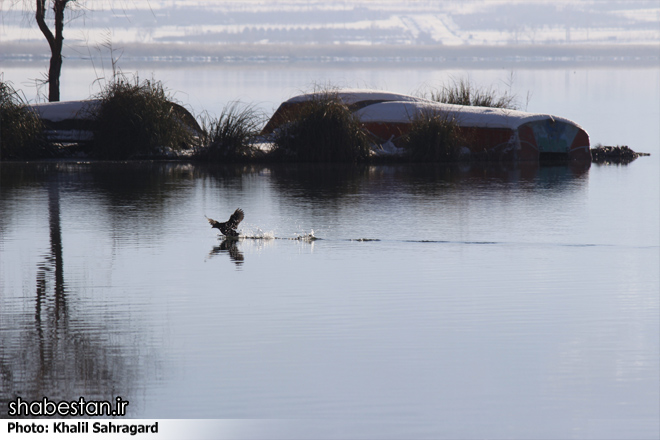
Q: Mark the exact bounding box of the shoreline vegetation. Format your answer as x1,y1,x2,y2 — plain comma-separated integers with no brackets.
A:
270,91,372,163
0,80,52,160
90,76,199,160
0,75,649,164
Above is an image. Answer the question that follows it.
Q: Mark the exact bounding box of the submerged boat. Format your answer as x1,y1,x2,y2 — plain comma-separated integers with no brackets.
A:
263,89,591,162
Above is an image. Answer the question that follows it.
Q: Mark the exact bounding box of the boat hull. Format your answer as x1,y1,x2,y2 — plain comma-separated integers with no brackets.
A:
356,100,591,162
260,89,592,162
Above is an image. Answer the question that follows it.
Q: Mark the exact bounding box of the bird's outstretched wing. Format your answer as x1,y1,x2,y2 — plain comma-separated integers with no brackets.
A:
226,208,244,229
206,216,220,228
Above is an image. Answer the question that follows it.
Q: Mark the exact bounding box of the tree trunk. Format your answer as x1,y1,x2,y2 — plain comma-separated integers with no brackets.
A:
35,0,69,102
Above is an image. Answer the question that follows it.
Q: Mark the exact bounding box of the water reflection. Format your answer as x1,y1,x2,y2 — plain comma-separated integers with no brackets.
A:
0,159,589,203
34,179,66,375
0,167,159,418
267,164,371,199
267,161,590,199
0,159,593,418
89,161,196,202
208,239,245,266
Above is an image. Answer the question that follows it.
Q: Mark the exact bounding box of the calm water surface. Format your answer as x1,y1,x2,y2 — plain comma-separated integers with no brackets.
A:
1,64,659,439
1,159,658,439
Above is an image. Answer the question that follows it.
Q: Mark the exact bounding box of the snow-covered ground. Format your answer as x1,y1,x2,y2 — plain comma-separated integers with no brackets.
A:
1,0,658,55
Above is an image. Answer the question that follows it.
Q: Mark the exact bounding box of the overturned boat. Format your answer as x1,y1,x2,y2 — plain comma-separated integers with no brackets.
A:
29,100,99,145
29,99,201,146
263,89,591,162
261,89,427,135
356,101,591,161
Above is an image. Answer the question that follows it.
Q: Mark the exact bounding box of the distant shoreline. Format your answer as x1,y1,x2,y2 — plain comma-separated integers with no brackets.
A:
2,42,658,68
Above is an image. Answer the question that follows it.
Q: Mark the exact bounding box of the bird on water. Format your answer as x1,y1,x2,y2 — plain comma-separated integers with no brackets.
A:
206,208,244,238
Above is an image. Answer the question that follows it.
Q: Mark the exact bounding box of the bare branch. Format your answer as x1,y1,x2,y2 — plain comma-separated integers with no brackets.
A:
35,0,55,51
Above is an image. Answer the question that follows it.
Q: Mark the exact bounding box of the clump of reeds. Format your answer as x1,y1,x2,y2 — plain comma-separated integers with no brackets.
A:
271,92,371,163
195,102,264,162
425,78,518,109
91,74,198,159
398,111,462,162
0,80,48,160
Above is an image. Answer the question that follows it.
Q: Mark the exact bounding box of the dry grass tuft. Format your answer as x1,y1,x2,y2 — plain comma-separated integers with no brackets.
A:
195,102,264,162
424,77,518,109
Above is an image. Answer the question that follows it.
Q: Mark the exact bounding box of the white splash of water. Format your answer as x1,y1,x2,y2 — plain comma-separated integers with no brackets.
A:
294,229,317,241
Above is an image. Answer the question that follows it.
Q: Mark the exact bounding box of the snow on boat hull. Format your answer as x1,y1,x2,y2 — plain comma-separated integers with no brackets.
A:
29,100,98,144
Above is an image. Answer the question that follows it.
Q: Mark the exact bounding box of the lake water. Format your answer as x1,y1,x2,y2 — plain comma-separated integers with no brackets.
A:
1,63,659,439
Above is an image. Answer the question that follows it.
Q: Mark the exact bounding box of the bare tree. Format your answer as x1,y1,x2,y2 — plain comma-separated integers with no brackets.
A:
35,0,72,102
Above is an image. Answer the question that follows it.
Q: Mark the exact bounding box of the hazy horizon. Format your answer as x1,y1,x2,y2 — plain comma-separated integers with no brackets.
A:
1,0,658,62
